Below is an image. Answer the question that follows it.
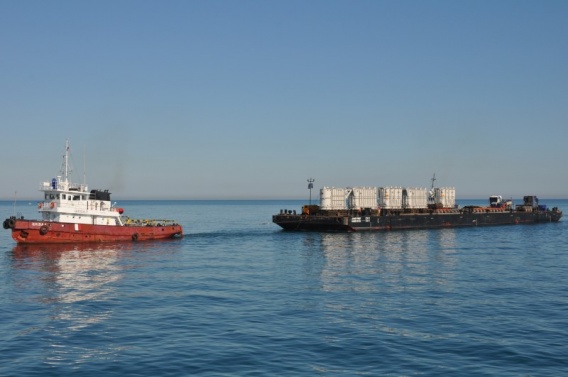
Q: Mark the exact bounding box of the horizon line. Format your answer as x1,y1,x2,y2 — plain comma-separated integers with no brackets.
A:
2,197,567,202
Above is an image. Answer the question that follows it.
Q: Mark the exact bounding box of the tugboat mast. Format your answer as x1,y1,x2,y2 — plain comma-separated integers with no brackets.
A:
58,140,73,185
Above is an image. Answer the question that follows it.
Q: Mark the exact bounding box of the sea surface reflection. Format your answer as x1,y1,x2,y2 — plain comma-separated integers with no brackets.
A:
317,230,460,295
9,243,130,368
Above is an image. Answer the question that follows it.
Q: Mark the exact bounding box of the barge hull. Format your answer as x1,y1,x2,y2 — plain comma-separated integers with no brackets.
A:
273,210,562,232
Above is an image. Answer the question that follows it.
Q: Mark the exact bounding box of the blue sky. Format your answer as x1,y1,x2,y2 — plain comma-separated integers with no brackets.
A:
1,1,567,200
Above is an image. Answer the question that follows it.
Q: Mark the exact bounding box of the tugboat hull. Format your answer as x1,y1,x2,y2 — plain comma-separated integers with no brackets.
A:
4,218,183,244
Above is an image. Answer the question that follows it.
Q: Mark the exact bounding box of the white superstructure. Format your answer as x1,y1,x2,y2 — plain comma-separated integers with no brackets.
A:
37,141,124,226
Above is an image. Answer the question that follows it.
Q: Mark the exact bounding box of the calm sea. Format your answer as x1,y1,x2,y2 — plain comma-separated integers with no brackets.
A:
1,199,567,376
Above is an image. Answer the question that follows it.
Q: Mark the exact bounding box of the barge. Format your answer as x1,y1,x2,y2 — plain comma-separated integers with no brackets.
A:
273,184,562,232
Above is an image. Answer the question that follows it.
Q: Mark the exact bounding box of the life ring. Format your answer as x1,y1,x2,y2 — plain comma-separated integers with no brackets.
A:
39,225,49,235
50,202,55,209
132,233,139,241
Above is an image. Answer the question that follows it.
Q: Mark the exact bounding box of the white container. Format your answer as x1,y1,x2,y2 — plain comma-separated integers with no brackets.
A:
320,187,332,210
320,187,347,210
347,187,378,209
433,187,456,208
379,187,403,209
403,187,428,209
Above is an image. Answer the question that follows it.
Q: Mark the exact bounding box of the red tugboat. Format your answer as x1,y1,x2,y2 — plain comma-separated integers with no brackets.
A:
3,141,183,244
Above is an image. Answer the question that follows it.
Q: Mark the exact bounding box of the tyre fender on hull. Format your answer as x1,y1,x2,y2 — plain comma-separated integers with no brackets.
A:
39,225,49,235
132,233,139,241
4,218,16,229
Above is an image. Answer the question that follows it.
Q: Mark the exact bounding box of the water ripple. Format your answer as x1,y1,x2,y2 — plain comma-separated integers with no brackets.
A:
1,200,567,376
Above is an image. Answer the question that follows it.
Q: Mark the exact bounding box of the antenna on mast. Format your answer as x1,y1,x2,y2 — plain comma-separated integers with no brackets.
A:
428,173,437,205
64,140,69,180
59,139,75,185
83,144,87,186
430,173,436,189
60,140,70,181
